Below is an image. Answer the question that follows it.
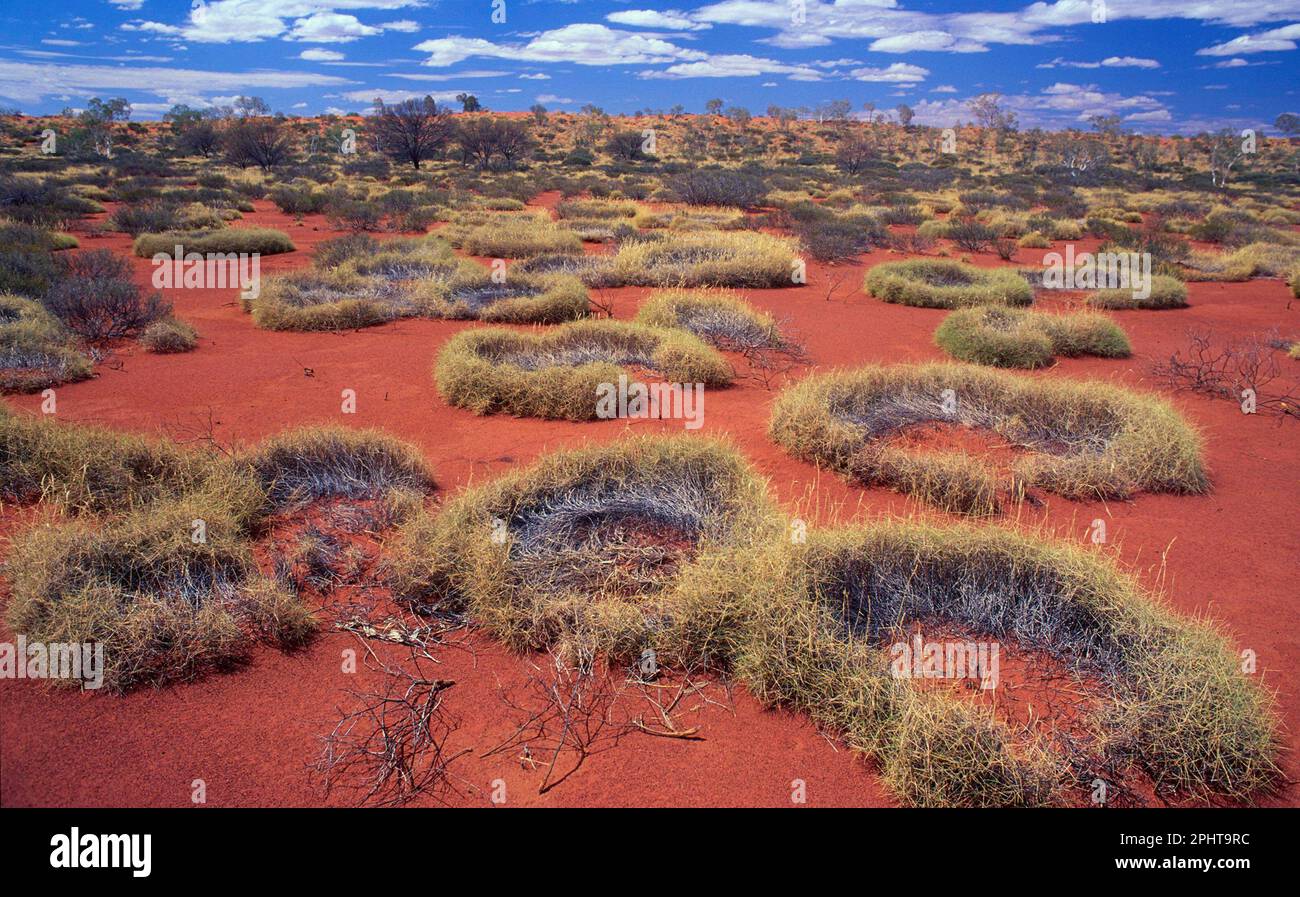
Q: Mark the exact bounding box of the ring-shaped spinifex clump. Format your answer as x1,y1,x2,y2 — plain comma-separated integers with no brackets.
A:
2,416,438,690
769,363,1208,515
387,435,783,662
435,320,732,420
934,306,1130,369
866,259,1034,308
246,263,469,331
610,231,799,288
423,270,590,323
728,523,1280,806
634,288,785,350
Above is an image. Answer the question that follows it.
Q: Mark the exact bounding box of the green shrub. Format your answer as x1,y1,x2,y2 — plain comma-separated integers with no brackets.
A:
1088,274,1187,310
866,259,1033,308
611,231,797,288
0,293,93,392
133,228,296,257
769,363,1208,515
634,288,783,350
139,317,199,353
435,320,731,420
935,307,1130,368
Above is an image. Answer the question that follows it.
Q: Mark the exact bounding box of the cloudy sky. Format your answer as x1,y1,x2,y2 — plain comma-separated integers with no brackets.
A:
0,0,1296,133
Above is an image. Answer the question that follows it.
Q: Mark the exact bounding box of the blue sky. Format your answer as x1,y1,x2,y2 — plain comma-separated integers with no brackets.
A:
0,1,1296,134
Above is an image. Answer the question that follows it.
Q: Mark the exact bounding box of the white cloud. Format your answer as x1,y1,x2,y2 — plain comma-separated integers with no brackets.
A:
606,9,709,31
107,0,144,9
299,48,345,61
414,24,707,67
849,63,930,83
0,58,352,105
931,84,958,93
1125,109,1172,122
127,1,424,45
286,12,380,43
694,0,1300,57
338,87,461,103
1198,23,1300,56
870,31,985,53
1037,56,1160,69
536,93,575,104
387,69,511,80
640,53,824,79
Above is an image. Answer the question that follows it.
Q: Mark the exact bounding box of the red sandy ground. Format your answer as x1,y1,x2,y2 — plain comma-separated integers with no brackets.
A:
1,197,1297,807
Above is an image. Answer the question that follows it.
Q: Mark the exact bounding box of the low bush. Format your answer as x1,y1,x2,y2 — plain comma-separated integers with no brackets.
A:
243,426,436,511
387,435,782,661
634,288,784,350
1088,274,1188,310
109,201,225,236
5,498,312,691
423,270,589,323
610,231,798,288
0,411,262,519
132,228,296,257
730,522,1280,805
442,213,582,258
866,259,1033,309
668,170,767,208
946,219,1000,252
935,307,1130,368
139,316,198,353
556,198,638,220
769,363,1208,515
43,249,170,342
0,293,93,392
436,320,731,420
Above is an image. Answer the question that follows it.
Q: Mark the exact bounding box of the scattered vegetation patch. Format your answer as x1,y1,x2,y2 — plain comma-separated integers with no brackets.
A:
634,288,783,350
934,307,1130,369
388,435,782,662
866,260,1034,309
610,231,797,288
2,416,439,690
43,249,169,342
5,498,311,691
244,426,436,511
0,293,93,392
139,316,198,353
435,319,731,420
730,522,1280,806
1087,275,1188,310
132,227,295,258
769,363,1208,515
442,213,582,258
424,270,589,323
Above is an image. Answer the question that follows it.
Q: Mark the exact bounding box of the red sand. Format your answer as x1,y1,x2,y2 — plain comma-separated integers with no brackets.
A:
1,203,1297,807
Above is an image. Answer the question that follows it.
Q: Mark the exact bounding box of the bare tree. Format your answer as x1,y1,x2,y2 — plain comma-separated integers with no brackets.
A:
371,96,454,170
1053,130,1108,178
223,116,295,171
1198,128,1251,188
454,116,533,170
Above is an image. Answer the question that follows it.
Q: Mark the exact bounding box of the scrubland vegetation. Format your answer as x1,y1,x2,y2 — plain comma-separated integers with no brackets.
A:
1,92,1295,808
